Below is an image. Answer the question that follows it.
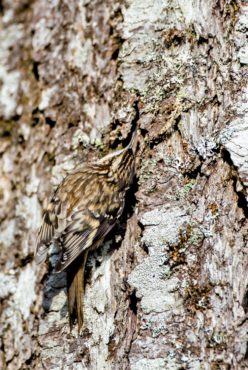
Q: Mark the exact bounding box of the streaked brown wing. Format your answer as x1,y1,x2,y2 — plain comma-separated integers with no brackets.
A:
36,166,125,271
56,230,93,272
55,211,116,272
35,172,84,264
90,195,125,244
36,211,55,264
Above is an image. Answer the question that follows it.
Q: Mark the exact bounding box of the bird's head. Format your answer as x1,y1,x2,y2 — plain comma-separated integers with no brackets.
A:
97,128,139,188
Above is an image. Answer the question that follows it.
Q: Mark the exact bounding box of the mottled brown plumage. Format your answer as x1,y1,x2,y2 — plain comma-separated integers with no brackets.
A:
36,130,138,331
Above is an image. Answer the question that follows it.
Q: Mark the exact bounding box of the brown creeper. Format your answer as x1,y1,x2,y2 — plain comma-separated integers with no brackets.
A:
36,129,138,331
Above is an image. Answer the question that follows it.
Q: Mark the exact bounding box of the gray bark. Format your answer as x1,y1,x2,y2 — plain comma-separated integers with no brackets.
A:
0,0,248,369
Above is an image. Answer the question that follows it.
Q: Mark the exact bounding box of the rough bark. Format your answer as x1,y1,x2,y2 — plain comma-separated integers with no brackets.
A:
0,0,248,369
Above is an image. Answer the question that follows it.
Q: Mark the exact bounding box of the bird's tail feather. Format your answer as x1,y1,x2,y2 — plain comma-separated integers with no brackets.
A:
67,250,88,332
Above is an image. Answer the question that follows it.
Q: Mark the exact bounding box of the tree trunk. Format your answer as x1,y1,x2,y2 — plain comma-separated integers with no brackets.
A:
0,0,248,369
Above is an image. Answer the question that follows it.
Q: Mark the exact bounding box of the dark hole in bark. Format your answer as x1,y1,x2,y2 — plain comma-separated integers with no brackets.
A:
95,258,101,268
20,254,33,267
18,134,25,144
129,291,138,315
197,35,209,44
32,62,39,81
111,48,119,60
236,188,248,218
142,243,149,255
45,117,56,128
13,114,21,121
122,176,138,220
221,148,239,177
242,288,248,314
183,163,202,179
245,345,248,360
32,107,39,115
138,215,147,254
25,352,37,366
221,148,233,167
31,108,40,126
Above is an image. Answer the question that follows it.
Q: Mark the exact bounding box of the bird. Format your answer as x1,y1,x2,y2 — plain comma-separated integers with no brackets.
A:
36,128,138,331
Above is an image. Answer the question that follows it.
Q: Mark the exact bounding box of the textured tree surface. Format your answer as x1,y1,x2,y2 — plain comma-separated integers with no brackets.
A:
0,0,248,369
